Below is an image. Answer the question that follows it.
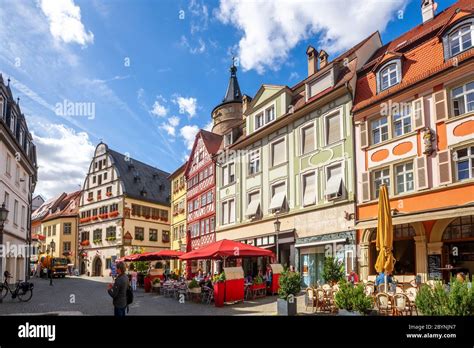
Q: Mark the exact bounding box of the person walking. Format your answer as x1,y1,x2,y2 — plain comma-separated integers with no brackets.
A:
131,268,138,291
107,262,129,316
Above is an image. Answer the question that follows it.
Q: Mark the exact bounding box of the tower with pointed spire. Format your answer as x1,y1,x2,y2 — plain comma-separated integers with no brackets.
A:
211,58,243,136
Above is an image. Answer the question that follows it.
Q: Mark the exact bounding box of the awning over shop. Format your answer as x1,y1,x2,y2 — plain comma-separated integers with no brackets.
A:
355,205,474,229
180,239,274,260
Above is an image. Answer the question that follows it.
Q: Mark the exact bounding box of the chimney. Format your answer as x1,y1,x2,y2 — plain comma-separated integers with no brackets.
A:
242,95,250,114
306,46,318,76
421,0,437,23
319,50,329,69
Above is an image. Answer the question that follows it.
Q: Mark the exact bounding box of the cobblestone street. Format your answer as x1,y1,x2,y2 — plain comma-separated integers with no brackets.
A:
0,276,309,316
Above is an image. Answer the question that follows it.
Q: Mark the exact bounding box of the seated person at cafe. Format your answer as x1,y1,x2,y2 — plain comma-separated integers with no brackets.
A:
195,270,204,282
375,271,393,286
348,271,359,284
245,271,253,284
265,265,272,287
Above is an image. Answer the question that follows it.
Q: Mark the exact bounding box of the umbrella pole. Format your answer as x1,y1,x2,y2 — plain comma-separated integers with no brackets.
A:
385,274,387,292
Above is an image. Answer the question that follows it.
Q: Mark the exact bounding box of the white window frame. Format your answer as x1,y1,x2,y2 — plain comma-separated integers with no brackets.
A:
372,167,390,199
451,81,474,117
221,198,235,225
6,154,11,176
300,122,316,155
254,102,276,130
324,108,343,146
246,190,261,219
270,137,287,167
265,105,275,124
222,162,235,186
301,170,317,207
448,24,473,57
224,132,233,147
13,200,18,226
454,146,474,181
248,149,260,175
395,161,415,195
325,162,344,201
371,116,389,145
392,102,412,137
255,112,264,130
378,61,401,92
0,96,4,119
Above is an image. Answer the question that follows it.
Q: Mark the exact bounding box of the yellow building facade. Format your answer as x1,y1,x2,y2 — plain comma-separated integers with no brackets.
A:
169,163,187,270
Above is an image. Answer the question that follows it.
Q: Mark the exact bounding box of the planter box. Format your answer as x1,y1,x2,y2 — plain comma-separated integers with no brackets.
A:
188,287,201,294
213,282,225,307
277,298,297,316
337,309,361,316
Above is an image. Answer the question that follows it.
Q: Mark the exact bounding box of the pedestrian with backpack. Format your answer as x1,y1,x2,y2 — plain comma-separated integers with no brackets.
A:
107,261,130,316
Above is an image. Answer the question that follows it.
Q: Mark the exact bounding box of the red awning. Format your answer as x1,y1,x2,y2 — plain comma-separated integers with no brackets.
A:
117,250,184,262
32,233,46,241
179,239,274,261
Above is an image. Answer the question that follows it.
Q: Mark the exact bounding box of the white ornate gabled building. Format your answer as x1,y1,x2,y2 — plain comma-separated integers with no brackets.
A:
78,143,171,276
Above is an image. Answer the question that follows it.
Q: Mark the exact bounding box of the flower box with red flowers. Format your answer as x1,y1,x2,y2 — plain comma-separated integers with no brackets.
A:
80,240,90,247
99,213,109,219
109,211,119,218
87,198,93,202
80,217,91,223
144,215,151,219
97,196,102,200
151,216,159,220
91,216,99,221
106,192,112,197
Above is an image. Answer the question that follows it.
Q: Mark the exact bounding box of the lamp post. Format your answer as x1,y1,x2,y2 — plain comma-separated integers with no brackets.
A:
274,216,281,264
0,203,10,303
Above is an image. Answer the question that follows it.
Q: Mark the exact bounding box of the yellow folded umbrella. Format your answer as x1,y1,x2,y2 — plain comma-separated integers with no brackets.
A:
375,185,396,275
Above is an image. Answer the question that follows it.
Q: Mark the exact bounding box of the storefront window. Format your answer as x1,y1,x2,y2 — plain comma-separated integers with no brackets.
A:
442,216,474,241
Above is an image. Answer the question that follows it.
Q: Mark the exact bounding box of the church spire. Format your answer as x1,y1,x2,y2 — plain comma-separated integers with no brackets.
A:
222,57,242,103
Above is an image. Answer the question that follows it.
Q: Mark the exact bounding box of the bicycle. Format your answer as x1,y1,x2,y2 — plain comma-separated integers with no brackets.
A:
0,271,34,302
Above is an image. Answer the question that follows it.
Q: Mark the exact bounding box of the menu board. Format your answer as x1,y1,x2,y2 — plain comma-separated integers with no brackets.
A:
428,254,442,280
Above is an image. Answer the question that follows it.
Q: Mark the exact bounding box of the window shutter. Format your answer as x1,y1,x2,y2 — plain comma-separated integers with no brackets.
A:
360,121,368,149
302,125,315,154
272,140,285,166
412,97,425,130
415,156,429,190
303,172,316,206
433,90,448,122
361,172,370,202
229,200,235,223
438,149,452,185
326,113,341,144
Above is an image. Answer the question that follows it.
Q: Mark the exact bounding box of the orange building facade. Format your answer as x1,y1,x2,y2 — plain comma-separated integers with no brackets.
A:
353,0,474,283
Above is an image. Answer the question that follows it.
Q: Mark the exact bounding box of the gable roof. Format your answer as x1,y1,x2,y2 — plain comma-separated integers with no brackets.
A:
42,191,81,222
108,149,171,206
184,129,223,176
31,193,67,222
353,0,474,113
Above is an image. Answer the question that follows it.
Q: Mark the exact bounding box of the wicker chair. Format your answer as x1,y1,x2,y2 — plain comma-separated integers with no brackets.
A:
305,287,317,312
395,286,404,294
315,288,328,312
405,287,418,315
201,286,214,304
375,293,392,315
393,293,411,316
364,284,375,296
322,284,331,292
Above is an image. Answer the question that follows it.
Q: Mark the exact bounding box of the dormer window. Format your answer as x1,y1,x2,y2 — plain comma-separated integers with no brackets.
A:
265,106,275,123
379,62,400,91
448,25,473,57
255,112,264,129
224,132,233,147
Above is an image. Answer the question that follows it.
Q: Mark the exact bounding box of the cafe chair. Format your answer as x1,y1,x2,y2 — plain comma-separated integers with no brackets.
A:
405,287,418,315
395,286,404,294
377,283,387,293
315,288,328,313
305,287,317,312
375,293,391,316
393,293,411,316
201,286,214,305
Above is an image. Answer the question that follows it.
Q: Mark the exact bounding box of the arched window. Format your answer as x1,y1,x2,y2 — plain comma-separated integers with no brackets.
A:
442,215,474,241
448,24,473,57
378,62,401,91
369,224,416,275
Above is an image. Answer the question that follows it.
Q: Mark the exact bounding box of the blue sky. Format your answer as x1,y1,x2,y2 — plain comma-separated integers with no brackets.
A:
0,0,457,198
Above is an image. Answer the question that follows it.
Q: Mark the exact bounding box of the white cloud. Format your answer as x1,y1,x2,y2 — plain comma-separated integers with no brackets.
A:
174,96,197,118
216,0,406,73
160,116,180,137
150,96,168,117
189,0,209,34
39,0,94,47
180,125,200,150
204,120,213,131
32,123,95,198
289,71,300,81
180,35,206,54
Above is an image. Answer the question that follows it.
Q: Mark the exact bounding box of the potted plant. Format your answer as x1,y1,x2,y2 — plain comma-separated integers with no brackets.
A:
277,270,302,316
109,211,119,218
251,275,265,291
93,239,102,244
106,191,112,197
322,256,345,285
80,240,90,247
106,236,116,242
334,279,373,315
212,272,226,307
416,278,474,315
188,279,201,293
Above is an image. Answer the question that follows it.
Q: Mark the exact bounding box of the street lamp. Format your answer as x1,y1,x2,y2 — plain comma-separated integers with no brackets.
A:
274,216,281,264
0,203,10,303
